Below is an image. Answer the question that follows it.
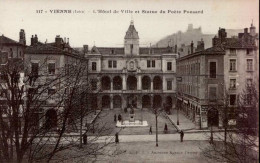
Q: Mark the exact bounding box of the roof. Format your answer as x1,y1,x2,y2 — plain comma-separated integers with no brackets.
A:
213,33,256,49
223,37,256,49
200,46,225,54
25,42,82,58
124,22,139,39
177,46,225,61
89,46,174,55
0,35,24,46
140,47,173,54
91,47,124,55
25,43,65,54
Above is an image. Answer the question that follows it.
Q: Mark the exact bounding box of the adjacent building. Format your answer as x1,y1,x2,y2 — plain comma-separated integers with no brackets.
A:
177,23,258,129
24,35,87,129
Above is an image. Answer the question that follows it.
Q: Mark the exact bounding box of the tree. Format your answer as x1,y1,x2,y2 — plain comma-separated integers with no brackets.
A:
202,83,259,163
0,57,118,162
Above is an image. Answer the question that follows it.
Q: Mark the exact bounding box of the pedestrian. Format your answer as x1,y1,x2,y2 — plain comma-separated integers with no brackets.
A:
114,114,117,122
164,123,168,133
115,132,119,144
149,126,152,134
83,133,87,145
118,114,122,122
180,130,184,142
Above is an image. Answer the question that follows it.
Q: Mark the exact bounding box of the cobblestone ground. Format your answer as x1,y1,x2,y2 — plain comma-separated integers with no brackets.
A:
88,109,178,136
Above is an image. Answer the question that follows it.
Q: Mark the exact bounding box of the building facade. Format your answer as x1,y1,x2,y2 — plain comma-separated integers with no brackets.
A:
177,24,258,129
24,35,87,129
85,21,177,111
177,43,225,129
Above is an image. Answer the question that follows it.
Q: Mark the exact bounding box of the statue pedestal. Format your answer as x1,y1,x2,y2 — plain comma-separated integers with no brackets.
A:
129,114,135,122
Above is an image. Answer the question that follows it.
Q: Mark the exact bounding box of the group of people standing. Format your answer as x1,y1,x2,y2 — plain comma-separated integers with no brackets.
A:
114,114,122,122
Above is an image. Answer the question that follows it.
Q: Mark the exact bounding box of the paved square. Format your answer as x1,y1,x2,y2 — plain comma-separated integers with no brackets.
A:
88,109,178,136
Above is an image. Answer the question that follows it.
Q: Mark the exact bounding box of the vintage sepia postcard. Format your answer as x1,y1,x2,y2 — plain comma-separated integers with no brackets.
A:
0,0,259,162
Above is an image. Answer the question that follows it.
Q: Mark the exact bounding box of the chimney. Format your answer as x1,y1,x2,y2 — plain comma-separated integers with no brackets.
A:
191,41,194,54
250,22,256,36
34,34,38,44
55,35,62,47
19,29,26,45
244,28,248,34
31,35,34,46
196,39,204,51
83,45,88,53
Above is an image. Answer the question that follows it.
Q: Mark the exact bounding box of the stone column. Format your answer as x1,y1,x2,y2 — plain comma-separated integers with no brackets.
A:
195,114,201,129
138,75,141,90
151,81,154,91
122,95,127,109
218,112,223,128
110,80,113,91
137,95,142,109
110,95,113,109
122,75,126,90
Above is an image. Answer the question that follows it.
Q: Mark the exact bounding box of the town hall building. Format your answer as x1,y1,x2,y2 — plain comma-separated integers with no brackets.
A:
85,20,178,111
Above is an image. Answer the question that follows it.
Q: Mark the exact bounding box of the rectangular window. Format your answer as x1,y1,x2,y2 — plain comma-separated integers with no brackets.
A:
31,63,39,76
246,49,252,55
48,63,55,75
0,89,7,98
167,81,172,90
91,80,97,90
209,62,216,78
230,79,236,89
230,94,236,105
246,79,253,87
229,59,236,71
167,62,172,71
152,60,155,67
113,61,117,68
92,62,97,71
230,49,236,55
130,44,133,54
108,60,112,68
0,52,8,64
209,87,217,101
245,94,252,105
147,60,151,68
246,59,253,71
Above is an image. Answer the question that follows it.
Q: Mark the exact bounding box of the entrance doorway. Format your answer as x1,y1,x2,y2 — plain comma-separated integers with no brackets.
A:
208,107,219,127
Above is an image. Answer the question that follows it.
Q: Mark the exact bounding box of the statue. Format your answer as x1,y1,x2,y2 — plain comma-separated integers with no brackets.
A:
129,105,135,122
130,105,134,114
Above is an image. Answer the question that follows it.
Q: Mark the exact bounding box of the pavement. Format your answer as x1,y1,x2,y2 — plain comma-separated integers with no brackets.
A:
36,132,212,145
166,109,196,132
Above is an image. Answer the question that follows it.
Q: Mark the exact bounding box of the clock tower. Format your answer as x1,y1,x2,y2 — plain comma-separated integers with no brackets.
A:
124,20,139,55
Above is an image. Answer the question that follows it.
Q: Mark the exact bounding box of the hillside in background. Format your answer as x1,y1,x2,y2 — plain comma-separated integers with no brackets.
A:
154,24,243,49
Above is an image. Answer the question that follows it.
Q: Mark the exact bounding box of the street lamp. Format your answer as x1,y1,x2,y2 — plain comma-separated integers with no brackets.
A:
177,101,179,125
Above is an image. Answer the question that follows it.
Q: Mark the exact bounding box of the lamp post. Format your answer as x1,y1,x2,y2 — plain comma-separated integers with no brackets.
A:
177,103,179,125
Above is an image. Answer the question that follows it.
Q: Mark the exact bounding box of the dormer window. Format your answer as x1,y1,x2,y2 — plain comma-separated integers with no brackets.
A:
111,49,115,54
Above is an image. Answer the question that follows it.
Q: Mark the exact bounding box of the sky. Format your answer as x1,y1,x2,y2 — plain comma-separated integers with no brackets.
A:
0,0,259,47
